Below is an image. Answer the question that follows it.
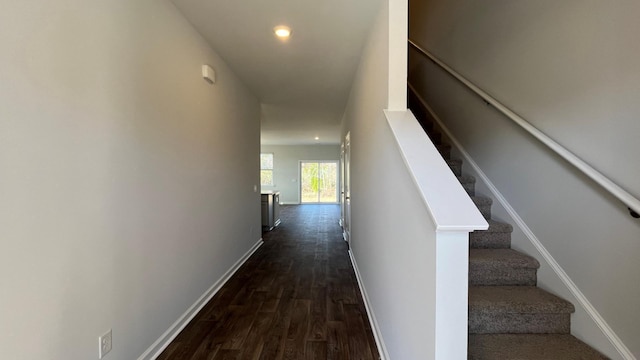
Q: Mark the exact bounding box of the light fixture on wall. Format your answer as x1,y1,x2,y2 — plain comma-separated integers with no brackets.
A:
202,64,215,84
274,25,292,39
314,136,320,141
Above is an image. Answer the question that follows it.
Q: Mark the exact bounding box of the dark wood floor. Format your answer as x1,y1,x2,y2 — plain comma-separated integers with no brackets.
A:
157,205,380,360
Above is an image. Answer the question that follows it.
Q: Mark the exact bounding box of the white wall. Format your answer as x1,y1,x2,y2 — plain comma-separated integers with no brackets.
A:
409,0,640,358
341,1,440,358
260,145,340,204
0,1,261,359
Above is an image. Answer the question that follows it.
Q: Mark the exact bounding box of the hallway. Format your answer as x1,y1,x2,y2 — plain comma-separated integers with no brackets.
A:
157,205,380,360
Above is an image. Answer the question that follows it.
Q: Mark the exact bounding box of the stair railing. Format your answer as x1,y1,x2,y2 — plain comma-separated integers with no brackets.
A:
408,39,640,218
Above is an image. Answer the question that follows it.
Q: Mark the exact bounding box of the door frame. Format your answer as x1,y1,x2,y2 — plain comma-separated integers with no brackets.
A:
340,141,345,227
343,132,351,244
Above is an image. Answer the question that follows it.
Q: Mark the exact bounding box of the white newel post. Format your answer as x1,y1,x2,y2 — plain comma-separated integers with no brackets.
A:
435,231,470,360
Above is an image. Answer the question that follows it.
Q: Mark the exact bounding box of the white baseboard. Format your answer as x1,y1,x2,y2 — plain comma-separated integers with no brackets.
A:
414,93,635,360
348,250,390,360
279,202,299,205
137,239,264,360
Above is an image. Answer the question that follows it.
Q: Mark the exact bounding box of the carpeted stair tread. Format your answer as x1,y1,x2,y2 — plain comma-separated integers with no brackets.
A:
458,174,475,184
471,196,492,206
427,131,442,144
414,116,434,134
446,159,462,176
436,143,452,159
469,249,539,286
469,286,574,314
457,175,476,195
468,334,609,360
409,96,604,356
470,249,539,269
469,286,573,334
471,196,492,219
470,221,514,255
481,219,513,233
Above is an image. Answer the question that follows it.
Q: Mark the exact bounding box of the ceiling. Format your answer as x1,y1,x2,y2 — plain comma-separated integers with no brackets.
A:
171,0,382,145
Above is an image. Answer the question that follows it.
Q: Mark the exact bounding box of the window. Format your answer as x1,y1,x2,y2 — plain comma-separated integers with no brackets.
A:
260,153,274,186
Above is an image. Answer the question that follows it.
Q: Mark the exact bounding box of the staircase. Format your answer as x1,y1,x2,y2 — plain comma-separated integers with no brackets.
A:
409,96,609,360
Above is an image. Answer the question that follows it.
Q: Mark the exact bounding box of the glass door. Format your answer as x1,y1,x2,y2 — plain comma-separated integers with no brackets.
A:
300,161,338,203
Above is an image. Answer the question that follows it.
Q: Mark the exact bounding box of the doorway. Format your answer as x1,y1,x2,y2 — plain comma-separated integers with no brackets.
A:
300,161,339,204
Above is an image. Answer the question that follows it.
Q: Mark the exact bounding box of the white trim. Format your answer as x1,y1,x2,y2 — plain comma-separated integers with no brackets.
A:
343,131,352,245
279,202,299,205
434,231,469,360
349,250,390,360
408,42,640,216
388,0,408,110
384,109,487,232
415,94,635,360
137,239,264,360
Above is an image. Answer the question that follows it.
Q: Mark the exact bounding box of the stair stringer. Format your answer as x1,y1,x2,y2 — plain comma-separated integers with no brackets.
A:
418,101,634,360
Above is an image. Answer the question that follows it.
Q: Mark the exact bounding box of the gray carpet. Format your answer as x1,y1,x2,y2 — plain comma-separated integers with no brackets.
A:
442,142,610,359
469,334,609,360
416,99,610,359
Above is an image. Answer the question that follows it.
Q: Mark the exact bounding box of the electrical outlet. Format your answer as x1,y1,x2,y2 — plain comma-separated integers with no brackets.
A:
98,329,112,359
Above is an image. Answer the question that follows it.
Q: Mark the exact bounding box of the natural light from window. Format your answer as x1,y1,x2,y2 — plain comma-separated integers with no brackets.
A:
260,153,274,186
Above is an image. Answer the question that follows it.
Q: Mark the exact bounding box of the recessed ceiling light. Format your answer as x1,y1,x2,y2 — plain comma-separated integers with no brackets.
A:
274,25,292,39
